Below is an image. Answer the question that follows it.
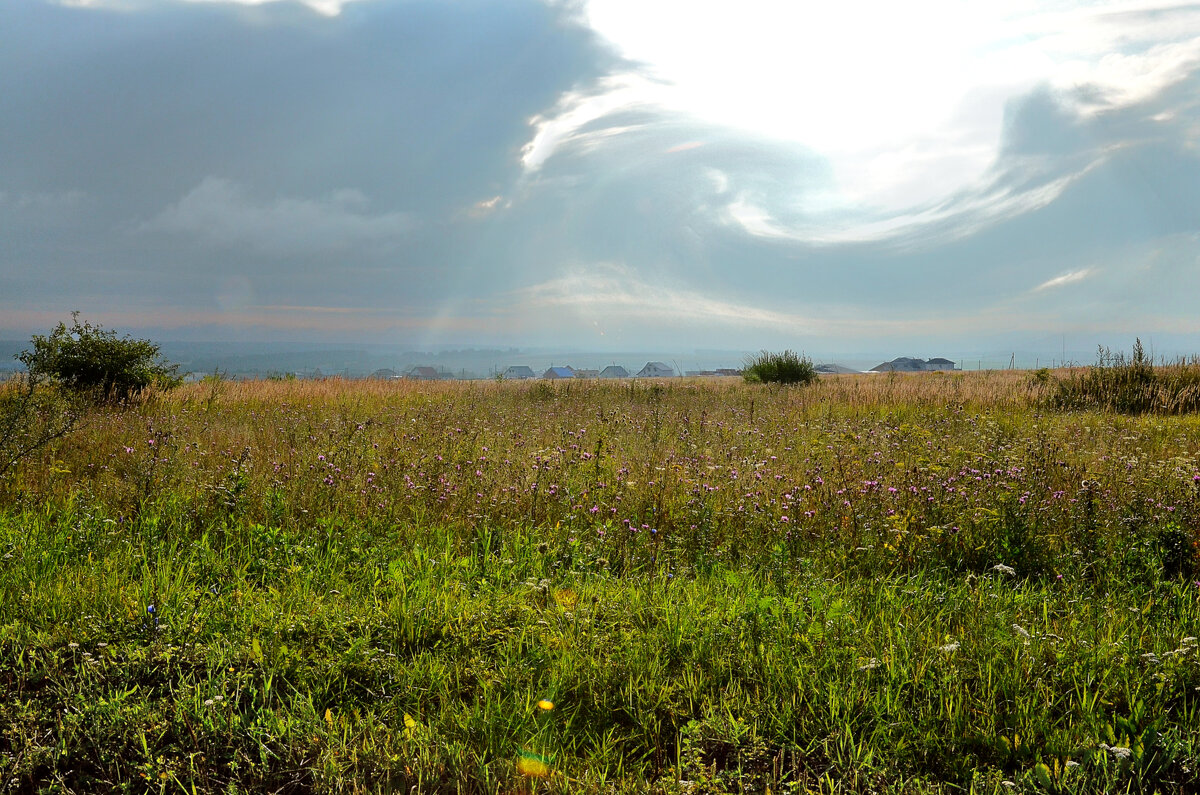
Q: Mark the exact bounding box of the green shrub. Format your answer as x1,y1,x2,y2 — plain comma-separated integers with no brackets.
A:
17,313,182,403
742,350,817,386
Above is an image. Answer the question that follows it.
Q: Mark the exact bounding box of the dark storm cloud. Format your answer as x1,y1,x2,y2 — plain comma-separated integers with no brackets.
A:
0,0,618,318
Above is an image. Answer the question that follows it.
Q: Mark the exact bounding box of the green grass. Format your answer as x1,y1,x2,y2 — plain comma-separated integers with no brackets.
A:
1,375,1199,792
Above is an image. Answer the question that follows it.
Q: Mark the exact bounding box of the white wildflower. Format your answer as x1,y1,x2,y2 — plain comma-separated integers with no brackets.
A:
857,658,881,671
1107,746,1133,760
1065,760,1081,769
1013,624,1031,639
992,564,1016,576
939,642,960,653
204,699,215,707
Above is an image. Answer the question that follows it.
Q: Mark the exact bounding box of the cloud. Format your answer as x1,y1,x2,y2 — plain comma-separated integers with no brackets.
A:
0,188,87,211
1033,268,1094,292
142,177,415,255
524,1,1200,238
503,263,822,333
53,0,365,15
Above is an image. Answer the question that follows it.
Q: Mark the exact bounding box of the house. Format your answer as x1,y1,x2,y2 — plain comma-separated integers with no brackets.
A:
406,366,443,380
870,357,958,372
501,365,536,380
369,368,399,380
599,365,629,379
636,361,675,378
573,369,600,379
542,366,575,379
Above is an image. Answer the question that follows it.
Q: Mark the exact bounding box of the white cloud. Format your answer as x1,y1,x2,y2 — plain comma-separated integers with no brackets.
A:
0,189,88,211
52,0,365,15
521,74,666,173
143,177,414,255
526,1,1200,234
1034,268,1094,291
722,154,1108,246
502,263,822,333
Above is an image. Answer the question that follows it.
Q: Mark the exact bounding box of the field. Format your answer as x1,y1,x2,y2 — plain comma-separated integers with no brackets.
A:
2,371,1199,793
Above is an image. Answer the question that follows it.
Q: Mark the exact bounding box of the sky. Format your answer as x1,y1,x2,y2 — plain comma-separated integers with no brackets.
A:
3,0,1200,360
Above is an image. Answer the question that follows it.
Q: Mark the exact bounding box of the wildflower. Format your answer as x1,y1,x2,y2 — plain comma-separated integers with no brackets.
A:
1107,745,1133,760
939,642,960,653
992,564,1016,576
1012,624,1031,639
537,699,554,711
857,658,881,671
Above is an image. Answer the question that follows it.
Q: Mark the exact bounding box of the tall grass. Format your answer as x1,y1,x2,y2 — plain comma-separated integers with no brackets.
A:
1052,340,1200,414
2,373,1199,792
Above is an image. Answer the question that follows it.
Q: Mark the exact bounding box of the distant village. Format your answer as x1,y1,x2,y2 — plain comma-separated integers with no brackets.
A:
369,361,744,381
0,352,966,384
367,356,961,382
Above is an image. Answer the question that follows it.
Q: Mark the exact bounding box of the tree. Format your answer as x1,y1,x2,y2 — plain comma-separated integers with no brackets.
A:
17,313,182,403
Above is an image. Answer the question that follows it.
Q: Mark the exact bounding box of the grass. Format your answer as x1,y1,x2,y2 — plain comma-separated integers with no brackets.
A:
1051,341,1200,414
1,372,1199,792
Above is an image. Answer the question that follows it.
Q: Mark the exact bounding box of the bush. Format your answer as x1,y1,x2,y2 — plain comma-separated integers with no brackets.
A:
742,350,817,386
17,313,182,403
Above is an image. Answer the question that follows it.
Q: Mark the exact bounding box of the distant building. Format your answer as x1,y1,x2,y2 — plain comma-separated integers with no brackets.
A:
369,368,399,380
542,366,575,379
636,361,675,378
501,365,536,380
406,366,443,380
573,369,600,379
599,365,629,379
870,357,958,373
715,368,742,377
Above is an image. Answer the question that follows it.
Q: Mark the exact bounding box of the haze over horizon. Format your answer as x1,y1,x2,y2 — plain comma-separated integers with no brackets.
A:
3,0,1200,358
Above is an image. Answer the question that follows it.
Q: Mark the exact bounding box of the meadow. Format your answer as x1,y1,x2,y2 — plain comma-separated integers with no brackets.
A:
1,370,1199,793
